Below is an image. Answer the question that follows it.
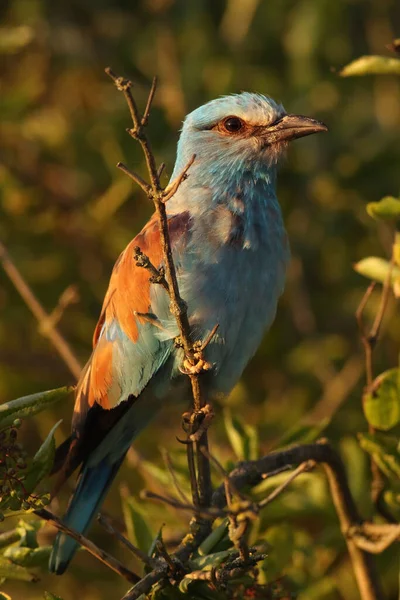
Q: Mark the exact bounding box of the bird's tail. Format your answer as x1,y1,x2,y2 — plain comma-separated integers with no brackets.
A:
49,456,125,574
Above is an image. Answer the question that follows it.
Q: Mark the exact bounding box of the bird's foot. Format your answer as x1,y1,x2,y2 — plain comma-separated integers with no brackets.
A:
181,404,214,442
180,356,213,375
189,403,214,442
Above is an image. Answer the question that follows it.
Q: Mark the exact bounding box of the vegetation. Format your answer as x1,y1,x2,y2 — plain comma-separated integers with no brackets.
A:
1,1,400,599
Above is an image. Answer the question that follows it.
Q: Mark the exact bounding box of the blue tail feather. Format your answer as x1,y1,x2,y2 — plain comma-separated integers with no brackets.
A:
49,458,123,574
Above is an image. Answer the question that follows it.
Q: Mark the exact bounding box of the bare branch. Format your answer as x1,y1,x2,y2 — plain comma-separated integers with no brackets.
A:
34,508,140,583
258,460,315,508
41,285,79,334
162,154,196,203
133,246,169,291
349,522,400,554
161,448,191,505
211,441,383,600
157,162,166,179
116,162,151,195
105,68,142,137
370,253,394,342
107,69,213,548
0,241,81,379
355,245,396,518
97,513,156,568
141,76,158,127
198,323,219,351
141,489,222,519
120,567,168,600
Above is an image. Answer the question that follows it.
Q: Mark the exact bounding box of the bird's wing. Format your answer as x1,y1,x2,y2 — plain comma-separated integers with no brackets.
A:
53,211,191,480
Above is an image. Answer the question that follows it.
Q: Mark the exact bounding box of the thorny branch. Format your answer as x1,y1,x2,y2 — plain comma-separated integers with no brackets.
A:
105,68,213,540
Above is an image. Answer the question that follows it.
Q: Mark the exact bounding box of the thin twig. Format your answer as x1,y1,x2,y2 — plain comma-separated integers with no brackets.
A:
121,566,168,600
211,441,383,600
126,442,384,600
163,154,196,203
133,246,169,291
42,285,79,333
107,68,213,546
356,281,376,389
200,445,247,502
34,508,140,583
370,254,395,342
141,489,222,518
157,162,166,179
141,76,158,126
349,522,400,554
116,162,151,195
161,449,191,505
258,460,315,508
97,513,156,568
198,323,220,351
0,241,81,379
356,250,396,517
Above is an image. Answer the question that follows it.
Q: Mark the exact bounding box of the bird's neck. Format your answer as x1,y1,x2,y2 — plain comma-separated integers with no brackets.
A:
167,157,282,250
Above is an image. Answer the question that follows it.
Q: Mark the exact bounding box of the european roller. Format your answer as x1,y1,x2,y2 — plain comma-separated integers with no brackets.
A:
49,92,327,573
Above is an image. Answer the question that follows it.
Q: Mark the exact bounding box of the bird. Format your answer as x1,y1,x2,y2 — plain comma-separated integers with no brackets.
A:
49,92,327,574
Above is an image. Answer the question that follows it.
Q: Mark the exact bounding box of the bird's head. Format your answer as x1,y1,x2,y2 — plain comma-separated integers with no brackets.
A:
174,92,327,182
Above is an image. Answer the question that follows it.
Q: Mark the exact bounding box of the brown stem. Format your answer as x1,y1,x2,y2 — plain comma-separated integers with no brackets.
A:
0,241,81,379
212,442,383,600
258,460,315,508
34,508,140,583
97,513,156,568
121,567,168,600
106,69,213,538
356,248,395,517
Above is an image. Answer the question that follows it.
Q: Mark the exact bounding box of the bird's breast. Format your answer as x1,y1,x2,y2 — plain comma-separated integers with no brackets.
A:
176,200,289,394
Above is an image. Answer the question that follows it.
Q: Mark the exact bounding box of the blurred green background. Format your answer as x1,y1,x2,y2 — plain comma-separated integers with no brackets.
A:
1,0,400,598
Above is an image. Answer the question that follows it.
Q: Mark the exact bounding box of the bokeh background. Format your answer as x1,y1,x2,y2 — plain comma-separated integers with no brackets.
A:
1,0,400,598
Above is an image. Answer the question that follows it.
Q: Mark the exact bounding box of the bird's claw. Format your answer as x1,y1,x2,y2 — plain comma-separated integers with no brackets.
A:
179,357,213,375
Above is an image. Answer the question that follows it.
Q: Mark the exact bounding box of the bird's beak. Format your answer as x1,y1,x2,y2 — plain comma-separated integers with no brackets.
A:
262,114,328,144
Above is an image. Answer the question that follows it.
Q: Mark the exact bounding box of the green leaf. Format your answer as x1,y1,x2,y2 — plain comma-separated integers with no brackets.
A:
122,496,153,555
0,529,21,550
198,519,229,556
353,257,400,285
44,593,64,600
3,546,52,568
224,410,258,461
340,55,400,77
0,387,72,431
0,592,12,600
366,196,400,221
358,432,400,480
144,527,163,575
15,519,40,548
189,549,232,571
364,369,400,430
179,577,225,598
0,556,38,582
24,420,62,494
180,551,234,595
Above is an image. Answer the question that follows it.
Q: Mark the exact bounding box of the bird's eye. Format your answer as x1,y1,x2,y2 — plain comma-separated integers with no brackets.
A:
221,116,244,133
